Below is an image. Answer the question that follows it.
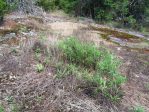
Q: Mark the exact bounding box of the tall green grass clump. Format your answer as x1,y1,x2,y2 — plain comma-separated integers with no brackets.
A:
59,37,101,69
58,37,126,101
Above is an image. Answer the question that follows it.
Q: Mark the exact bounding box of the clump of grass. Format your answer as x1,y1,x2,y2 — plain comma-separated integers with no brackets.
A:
58,37,126,101
133,106,145,112
36,63,44,73
56,62,91,79
11,104,20,112
0,104,4,112
59,37,101,69
19,25,28,33
6,96,20,112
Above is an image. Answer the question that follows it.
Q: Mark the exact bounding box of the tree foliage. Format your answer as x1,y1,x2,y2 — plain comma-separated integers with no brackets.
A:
0,0,7,23
37,0,57,11
37,0,149,29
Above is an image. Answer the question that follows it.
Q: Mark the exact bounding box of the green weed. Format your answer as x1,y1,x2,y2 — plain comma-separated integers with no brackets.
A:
11,104,19,112
59,37,101,69
0,104,4,112
35,48,41,54
6,96,20,112
6,96,14,104
56,62,79,78
58,37,126,101
19,26,28,33
133,106,145,112
35,52,41,60
36,96,44,103
36,63,44,73
11,48,18,54
34,47,41,61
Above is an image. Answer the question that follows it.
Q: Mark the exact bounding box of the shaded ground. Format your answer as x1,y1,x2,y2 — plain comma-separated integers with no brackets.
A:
0,11,149,112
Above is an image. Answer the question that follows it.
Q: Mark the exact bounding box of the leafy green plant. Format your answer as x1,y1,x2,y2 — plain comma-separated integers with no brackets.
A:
43,57,50,65
133,106,145,112
56,62,79,78
0,104,4,112
91,73,125,101
59,37,101,69
6,96,14,104
34,46,42,61
35,48,41,54
6,96,19,112
58,37,126,101
36,63,44,73
36,96,44,103
11,104,19,112
35,52,41,60
19,26,28,33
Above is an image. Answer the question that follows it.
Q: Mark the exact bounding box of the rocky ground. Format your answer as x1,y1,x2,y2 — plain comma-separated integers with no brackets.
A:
0,11,149,112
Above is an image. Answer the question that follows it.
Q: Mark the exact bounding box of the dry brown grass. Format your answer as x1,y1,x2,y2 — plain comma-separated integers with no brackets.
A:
0,36,122,112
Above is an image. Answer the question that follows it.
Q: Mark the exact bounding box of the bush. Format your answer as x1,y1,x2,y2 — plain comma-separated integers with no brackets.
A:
37,0,58,11
58,37,126,101
59,0,77,13
37,0,76,13
0,0,7,24
59,37,101,69
7,0,19,12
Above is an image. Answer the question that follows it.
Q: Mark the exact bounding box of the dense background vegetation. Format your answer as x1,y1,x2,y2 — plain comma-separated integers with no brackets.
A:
0,0,7,23
1,0,149,30
37,0,149,30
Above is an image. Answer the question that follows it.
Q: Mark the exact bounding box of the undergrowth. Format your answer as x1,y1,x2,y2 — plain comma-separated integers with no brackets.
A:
59,37,101,69
32,36,126,102
133,106,145,112
57,37,126,102
0,104,4,112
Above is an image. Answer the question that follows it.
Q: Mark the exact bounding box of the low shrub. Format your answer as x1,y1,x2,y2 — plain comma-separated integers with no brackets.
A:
58,37,126,101
56,62,91,79
59,37,101,69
